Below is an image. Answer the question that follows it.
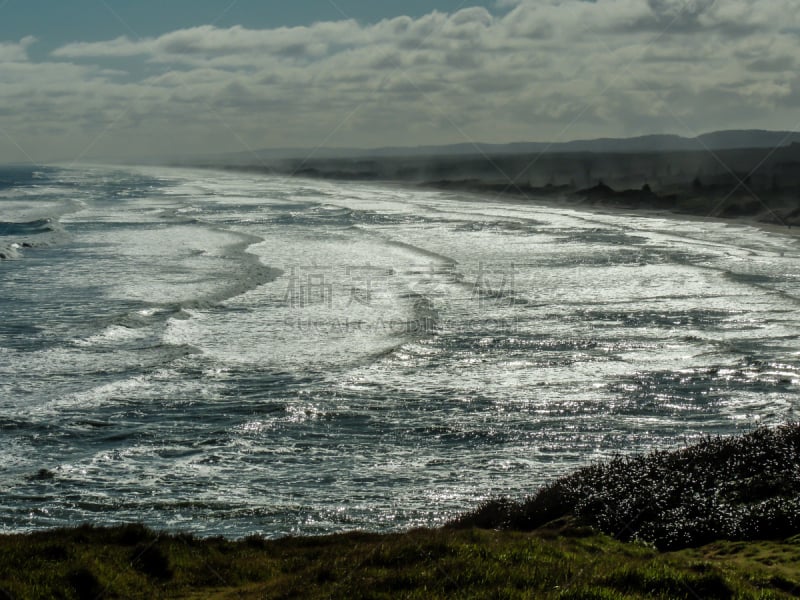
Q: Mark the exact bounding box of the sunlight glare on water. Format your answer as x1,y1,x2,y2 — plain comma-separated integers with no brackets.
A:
1,165,799,537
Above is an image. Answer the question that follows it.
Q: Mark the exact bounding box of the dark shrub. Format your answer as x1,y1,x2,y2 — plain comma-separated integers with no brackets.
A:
114,524,155,546
67,568,102,600
131,543,172,581
452,424,800,550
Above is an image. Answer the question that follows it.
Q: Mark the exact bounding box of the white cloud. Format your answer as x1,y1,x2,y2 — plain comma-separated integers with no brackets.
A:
0,36,36,63
51,36,150,59
0,0,798,162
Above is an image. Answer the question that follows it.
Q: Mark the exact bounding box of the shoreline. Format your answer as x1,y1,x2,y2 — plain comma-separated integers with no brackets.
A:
202,161,800,247
403,178,800,244
200,140,800,245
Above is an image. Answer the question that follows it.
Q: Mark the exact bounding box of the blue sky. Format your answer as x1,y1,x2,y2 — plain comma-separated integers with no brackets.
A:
2,1,505,51
0,0,797,163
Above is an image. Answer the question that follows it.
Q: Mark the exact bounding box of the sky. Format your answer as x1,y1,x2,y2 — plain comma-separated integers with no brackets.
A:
0,0,798,163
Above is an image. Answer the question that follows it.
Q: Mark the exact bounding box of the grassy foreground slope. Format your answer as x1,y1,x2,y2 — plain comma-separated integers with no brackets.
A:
1,523,799,599
1,425,799,599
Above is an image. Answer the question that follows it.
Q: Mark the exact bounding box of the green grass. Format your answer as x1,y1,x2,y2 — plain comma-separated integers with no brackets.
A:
1,522,799,599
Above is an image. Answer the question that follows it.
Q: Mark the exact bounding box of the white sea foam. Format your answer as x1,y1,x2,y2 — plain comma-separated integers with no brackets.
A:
2,164,799,538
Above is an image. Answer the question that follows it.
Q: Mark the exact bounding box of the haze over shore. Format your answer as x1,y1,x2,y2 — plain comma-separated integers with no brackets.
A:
182,129,800,228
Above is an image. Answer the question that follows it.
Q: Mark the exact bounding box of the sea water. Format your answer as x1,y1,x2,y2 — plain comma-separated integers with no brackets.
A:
1,164,798,537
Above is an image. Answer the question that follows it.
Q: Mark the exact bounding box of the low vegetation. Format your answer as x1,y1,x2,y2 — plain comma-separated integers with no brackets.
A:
453,424,800,550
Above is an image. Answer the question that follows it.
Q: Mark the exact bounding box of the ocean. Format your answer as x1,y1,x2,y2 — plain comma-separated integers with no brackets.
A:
1,164,798,538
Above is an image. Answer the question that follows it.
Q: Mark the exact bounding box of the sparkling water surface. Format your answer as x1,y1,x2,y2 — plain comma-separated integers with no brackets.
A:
1,165,798,537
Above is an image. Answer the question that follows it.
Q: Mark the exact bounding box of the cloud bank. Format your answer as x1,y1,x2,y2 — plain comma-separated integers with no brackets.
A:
1,0,798,162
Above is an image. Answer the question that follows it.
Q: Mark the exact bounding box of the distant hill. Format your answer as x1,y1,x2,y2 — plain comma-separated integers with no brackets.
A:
206,129,800,163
